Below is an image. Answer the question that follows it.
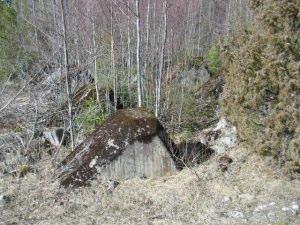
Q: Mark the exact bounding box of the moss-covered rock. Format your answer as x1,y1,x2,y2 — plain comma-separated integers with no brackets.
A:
56,108,177,187
57,108,213,187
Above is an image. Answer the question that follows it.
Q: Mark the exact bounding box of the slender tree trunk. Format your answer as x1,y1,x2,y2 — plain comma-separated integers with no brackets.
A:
60,0,74,151
119,27,125,101
164,47,171,113
197,0,204,52
92,22,100,106
51,0,58,58
136,0,142,107
155,0,167,117
32,0,38,42
143,0,150,107
110,2,117,111
127,3,132,106
178,81,185,126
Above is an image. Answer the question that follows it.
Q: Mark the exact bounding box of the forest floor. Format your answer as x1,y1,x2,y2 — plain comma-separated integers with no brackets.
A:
1,144,299,225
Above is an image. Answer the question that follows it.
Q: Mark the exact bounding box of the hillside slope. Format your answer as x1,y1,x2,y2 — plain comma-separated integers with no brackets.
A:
1,146,299,225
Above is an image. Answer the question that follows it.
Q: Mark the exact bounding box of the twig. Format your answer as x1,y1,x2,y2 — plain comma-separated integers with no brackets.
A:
0,71,15,96
25,98,39,154
0,75,37,114
0,53,59,114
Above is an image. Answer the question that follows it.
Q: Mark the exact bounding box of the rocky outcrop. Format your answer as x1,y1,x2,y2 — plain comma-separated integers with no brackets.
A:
178,67,210,86
198,117,237,154
192,74,225,130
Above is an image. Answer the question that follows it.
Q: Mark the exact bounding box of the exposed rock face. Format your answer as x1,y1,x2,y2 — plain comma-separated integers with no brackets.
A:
192,74,225,131
56,108,214,187
199,117,237,154
56,108,179,187
179,67,210,86
99,136,176,180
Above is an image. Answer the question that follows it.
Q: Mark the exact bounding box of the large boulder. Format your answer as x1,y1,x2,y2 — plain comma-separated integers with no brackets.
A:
56,108,214,187
56,108,179,187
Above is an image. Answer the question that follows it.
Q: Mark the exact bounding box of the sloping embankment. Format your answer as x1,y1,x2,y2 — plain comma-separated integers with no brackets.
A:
1,145,299,225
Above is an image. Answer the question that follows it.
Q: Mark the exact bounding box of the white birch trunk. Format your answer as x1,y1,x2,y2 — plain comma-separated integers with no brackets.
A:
92,22,100,106
155,0,167,117
60,0,74,151
111,3,117,111
127,3,132,105
136,0,142,107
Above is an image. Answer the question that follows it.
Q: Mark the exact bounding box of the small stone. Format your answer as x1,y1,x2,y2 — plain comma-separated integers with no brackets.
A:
228,211,244,219
221,196,231,203
282,207,290,212
281,202,300,215
0,195,4,206
254,202,276,212
218,155,233,172
239,193,255,201
0,194,11,207
106,180,120,193
290,202,299,212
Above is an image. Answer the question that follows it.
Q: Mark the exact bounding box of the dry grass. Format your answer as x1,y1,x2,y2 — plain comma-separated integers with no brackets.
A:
1,146,299,225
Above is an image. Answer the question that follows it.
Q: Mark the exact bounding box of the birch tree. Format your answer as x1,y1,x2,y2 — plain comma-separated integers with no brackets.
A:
135,0,142,107
60,0,74,151
92,22,101,106
155,0,167,117
127,2,132,105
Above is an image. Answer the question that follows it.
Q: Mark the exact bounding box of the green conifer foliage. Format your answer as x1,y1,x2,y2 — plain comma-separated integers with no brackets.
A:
221,0,300,172
207,45,221,76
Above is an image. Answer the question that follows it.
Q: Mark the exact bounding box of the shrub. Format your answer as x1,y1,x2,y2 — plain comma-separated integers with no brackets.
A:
207,45,222,76
76,99,105,135
187,55,205,70
221,0,300,172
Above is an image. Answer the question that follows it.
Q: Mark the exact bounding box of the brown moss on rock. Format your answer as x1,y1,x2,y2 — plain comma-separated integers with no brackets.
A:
56,108,176,187
56,108,213,187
